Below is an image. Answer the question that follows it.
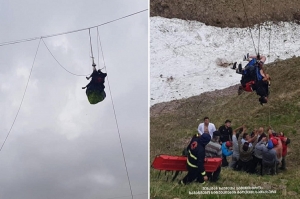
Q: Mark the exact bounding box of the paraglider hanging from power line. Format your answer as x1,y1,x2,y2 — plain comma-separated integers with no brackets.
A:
82,29,107,104
82,63,107,104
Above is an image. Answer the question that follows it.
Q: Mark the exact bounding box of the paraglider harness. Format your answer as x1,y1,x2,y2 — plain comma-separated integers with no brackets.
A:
85,63,107,104
240,58,262,87
240,58,269,105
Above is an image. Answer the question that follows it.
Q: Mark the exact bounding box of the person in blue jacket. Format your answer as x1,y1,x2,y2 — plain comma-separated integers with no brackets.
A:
221,141,233,167
179,133,211,185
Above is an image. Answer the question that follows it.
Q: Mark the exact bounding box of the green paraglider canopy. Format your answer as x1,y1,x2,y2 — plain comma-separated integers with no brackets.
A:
86,85,106,104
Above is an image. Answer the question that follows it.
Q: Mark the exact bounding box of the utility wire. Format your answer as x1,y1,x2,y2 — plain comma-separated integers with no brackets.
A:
258,0,262,54
241,0,257,55
41,39,88,76
97,28,106,70
0,38,42,152
96,27,133,199
0,9,148,47
88,28,95,65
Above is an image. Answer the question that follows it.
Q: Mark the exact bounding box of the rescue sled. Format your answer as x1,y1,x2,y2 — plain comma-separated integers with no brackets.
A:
151,154,222,181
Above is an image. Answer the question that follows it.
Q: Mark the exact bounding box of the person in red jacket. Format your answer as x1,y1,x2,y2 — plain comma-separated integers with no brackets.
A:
268,129,283,173
278,132,290,170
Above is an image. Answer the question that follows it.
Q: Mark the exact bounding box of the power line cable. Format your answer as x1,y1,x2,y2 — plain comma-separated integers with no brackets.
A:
96,27,133,199
258,0,262,54
0,9,148,47
41,38,88,76
0,38,42,152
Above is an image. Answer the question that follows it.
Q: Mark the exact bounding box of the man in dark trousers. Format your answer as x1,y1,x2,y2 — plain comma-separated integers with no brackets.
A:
179,133,211,185
219,120,233,167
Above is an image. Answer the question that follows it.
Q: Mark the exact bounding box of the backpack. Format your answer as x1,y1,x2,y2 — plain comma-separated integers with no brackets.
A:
243,59,258,79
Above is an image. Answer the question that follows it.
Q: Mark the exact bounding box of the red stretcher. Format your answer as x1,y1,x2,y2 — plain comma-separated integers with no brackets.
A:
151,155,222,181
152,154,222,172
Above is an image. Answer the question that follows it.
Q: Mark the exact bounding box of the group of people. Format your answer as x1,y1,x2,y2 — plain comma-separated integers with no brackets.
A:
235,54,271,105
179,117,290,185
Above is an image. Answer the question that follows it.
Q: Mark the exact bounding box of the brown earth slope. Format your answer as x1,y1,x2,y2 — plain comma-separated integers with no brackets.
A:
150,0,300,28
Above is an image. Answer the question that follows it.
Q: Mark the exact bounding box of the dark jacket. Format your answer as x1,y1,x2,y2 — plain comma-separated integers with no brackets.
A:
218,125,233,143
187,134,211,174
87,70,107,90
255,80,269,97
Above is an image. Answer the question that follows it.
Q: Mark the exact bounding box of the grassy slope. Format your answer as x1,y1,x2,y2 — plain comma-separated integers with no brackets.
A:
150,57,300,198
150,0,300,28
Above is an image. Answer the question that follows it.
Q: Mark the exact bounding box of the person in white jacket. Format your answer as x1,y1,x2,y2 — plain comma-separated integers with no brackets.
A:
198,117,216,138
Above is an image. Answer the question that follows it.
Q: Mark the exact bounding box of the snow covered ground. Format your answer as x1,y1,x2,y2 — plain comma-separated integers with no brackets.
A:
150,16,300,106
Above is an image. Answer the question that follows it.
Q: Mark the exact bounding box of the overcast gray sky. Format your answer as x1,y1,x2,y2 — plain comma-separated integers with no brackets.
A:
0,1,148,199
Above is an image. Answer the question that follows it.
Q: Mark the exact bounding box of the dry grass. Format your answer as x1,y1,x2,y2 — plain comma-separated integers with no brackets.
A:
150,0,300,28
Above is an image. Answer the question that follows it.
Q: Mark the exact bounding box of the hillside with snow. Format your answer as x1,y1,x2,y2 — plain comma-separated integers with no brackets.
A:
150,17,300,105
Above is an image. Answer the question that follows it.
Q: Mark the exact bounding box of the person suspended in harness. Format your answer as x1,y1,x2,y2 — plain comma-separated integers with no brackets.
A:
82,63,107,104
179,133,211,185
236,54,271,104
82,63,107,90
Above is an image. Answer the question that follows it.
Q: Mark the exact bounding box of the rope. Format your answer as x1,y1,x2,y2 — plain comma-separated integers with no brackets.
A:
97,27,106,70
241,0,257,54
96,27,134,199
0,9,148,47
258,0,262,54
268,21,272,57
42,39,89,76
0,38,42,152
96,28,100,67
88,29,95,65
269,104,271,127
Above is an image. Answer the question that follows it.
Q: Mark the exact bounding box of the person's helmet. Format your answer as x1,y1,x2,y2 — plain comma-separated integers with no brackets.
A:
259,96,268,105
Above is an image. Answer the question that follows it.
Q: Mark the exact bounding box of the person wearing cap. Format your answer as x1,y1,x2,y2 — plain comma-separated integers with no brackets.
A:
197,117,216,138
229,125,244,169
179,133,211,185
205,131,222,182
221,141,233,167
262,139,278,175
236,127,258,172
